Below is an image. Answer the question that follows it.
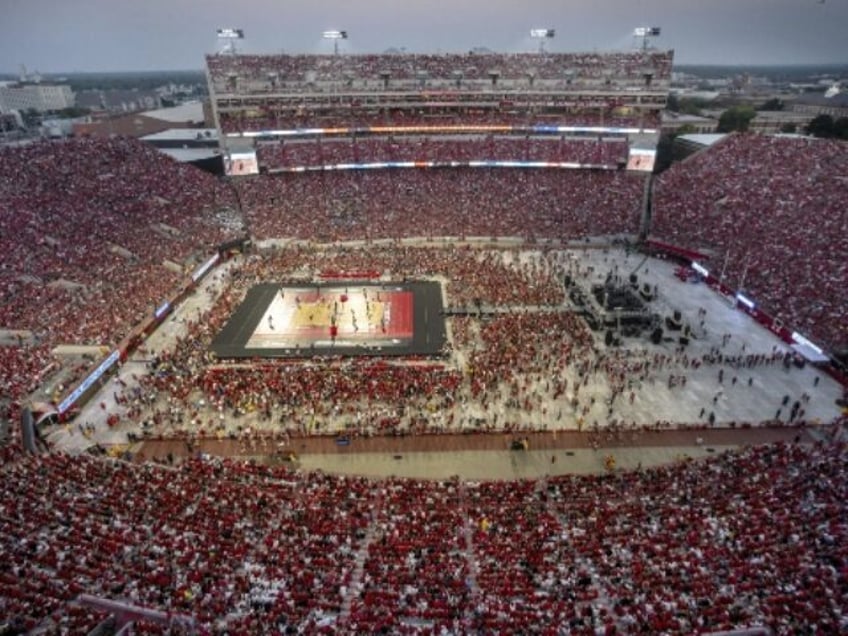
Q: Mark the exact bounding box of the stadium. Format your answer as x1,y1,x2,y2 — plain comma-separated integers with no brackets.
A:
1,33,847,636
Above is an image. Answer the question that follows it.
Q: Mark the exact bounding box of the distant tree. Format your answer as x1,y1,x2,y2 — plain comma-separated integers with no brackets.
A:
805,114,835,138
65,71,206,93
680,99,708,116
808,116,848,140
664,94,709,117
757,98,784,111
717,105,756,133
835,118,848,140
666,93,679,111
779,123,797,134
654,133,676,174
653,124,696,175
21,108,41,128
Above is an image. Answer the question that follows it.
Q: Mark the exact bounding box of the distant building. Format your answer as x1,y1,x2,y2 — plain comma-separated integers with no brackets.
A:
75,89,161,114
747,110,815,134
669,89,720,102
698,106,817,135
40,115,92,138
791,92,848,119
72,114,171,138
0,83,74,113
72,101,207,139
661,111,717,134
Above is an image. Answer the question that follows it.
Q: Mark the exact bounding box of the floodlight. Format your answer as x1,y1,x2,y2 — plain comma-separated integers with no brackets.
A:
530,28,555,38
216,28,244,54
529,28,555,52
322,30,348,55
634,27,661,37
217,28,244,39
633,26,661,51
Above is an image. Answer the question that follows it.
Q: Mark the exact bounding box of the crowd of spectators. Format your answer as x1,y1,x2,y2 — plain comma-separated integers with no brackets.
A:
1,441,844,633
218,107,660,134
255,136,628,169
209,50,670,134
0,451,374,634
3,120,847,635
652,133,848,350
206,51,673,91
0,138,242,346
105,244,837,444
0,344,55,422
237,167,643,242
466,441,847,634
348,479,470,630
235,244,567,309
0,138,242,427
127,245,570,438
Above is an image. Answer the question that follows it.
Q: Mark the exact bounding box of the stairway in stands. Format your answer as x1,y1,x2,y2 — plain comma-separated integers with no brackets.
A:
336,498,381,628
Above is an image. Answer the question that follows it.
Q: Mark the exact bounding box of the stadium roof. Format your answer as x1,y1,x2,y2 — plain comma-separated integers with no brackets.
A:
662,112,716,125
140,128,218,142
155,147,220,163
141,101,204,124
678,133,726,148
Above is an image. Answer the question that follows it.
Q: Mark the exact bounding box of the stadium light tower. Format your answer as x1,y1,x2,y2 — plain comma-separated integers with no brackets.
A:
530,28,555,53
322,30,348,55
216,28,244,55
633,26,661,52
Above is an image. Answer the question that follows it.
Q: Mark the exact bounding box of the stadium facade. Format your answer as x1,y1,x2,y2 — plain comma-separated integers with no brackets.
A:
205,50,673,174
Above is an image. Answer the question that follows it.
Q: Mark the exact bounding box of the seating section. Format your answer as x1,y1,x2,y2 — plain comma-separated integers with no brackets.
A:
256,136,629,169
349,479,470,629
236,168,643,242
135,245,574,436
0,138,241,423
652,133,848,350
208,51,672,133
0,442,844,633
207,51,673,89
0,138,241,346
218,108,662,134
5,46,848,636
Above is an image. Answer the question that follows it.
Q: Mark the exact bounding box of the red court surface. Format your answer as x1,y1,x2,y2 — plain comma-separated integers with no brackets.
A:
248,285,413,348
210,281,447,358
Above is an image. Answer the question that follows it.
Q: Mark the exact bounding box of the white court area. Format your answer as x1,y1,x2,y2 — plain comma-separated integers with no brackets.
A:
247,284,400,349
47,244,845,455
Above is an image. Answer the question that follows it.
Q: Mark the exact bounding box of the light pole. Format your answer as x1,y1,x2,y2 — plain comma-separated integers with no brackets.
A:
633,27,661,52
530,28,555,53
216,28,244,54
322,30,348,55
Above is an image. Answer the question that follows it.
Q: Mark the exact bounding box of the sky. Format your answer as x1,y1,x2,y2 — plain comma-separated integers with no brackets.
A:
1,0,846,73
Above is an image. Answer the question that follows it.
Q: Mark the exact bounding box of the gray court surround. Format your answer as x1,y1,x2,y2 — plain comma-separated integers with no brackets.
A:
210,280,448,358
